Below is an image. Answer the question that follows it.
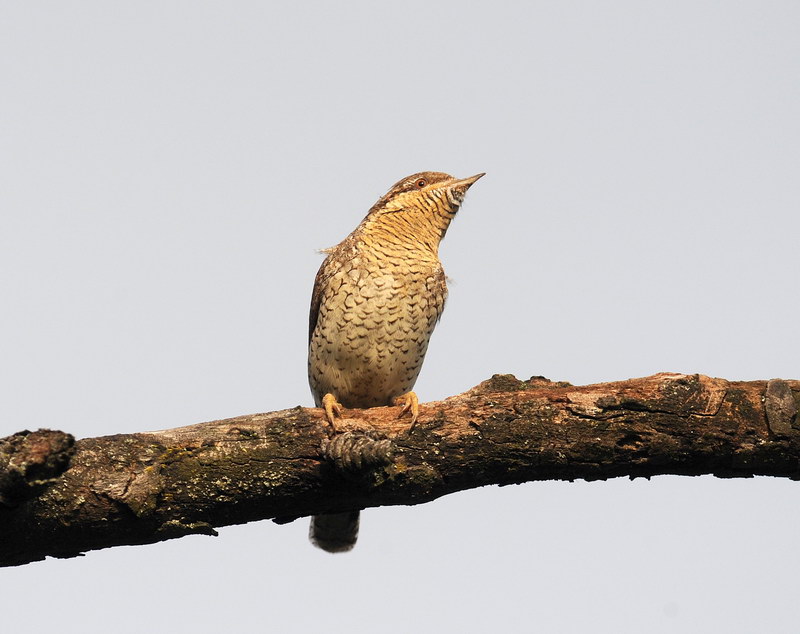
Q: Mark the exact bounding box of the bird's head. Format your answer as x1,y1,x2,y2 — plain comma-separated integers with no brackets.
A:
363,171,484,250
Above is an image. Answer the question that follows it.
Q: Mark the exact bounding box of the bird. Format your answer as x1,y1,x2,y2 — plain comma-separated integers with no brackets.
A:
307,170,484,553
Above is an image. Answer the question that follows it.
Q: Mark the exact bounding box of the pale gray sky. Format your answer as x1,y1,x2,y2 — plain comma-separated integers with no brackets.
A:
1,2,798,632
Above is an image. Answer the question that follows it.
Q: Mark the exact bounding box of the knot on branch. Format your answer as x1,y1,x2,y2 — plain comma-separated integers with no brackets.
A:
463,373,572,397
322,430,394,472
0,429,75,507
765,379,798,437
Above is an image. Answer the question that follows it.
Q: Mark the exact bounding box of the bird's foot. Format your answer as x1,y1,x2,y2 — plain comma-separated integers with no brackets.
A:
395,391,420,429
322,393,344,433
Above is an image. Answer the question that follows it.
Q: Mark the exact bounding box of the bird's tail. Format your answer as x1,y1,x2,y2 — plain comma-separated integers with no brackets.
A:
309,511,360,553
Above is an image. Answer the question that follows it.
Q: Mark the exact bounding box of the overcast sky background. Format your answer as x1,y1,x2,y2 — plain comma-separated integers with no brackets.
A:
1,2,798,632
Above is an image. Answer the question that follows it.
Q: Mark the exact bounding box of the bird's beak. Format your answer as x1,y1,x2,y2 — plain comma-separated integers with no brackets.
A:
451,173,485,189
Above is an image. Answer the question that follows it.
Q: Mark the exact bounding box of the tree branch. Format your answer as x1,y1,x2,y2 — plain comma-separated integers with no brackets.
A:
1,373,798,567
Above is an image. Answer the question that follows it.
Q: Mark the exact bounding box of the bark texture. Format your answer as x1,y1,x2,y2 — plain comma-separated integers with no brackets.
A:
1,372,798,567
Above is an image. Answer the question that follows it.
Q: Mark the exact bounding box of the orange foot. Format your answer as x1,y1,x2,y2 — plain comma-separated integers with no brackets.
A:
395,391,420,429
322,393,344,433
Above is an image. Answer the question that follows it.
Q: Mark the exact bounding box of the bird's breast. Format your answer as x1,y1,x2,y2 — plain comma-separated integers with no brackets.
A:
308,255,447,408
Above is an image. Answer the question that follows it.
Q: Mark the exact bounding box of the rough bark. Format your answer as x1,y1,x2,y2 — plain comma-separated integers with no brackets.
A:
1,372,798,567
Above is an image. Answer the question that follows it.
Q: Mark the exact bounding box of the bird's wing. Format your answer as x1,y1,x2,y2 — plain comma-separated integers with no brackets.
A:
308,249,344,341
308,261,327,342
431,265,449,323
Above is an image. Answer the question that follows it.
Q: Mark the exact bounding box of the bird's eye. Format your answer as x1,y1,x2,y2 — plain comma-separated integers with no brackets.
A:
416,179,427,188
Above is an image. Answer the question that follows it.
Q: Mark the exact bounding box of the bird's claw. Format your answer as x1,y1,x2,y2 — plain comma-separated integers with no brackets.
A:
322,393,344,433
396,391,420,430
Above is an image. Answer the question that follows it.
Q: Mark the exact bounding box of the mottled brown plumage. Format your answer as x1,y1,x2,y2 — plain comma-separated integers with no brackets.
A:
307,170,484,552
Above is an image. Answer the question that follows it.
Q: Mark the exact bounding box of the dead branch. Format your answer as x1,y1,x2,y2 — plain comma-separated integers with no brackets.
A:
1,373,798,567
